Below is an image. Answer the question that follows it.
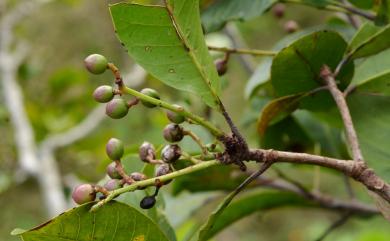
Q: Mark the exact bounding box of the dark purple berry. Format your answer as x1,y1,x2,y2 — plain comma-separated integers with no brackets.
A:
93,85,114,103
163,124,184,142
138,141,156,162
104,179,122,191
84,54,108,75
106,162,122,179
161,144,181,163
140,88,160,108
140,195,156,209
130,172,147,181
166,105,185,124
272,3,285,18
72,184,96,205
106,138,124,161
105,98,129,119
155,164,172,184
214,58,228,76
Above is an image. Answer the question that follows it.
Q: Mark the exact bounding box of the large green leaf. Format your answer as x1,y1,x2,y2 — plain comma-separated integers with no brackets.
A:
201,0,276,33
110,1,221,109
12,201,170,241
375,0,390,26
348,0,374,9
348,23,390,59
196,191,312,241
270,30,354,111
348,93,390,182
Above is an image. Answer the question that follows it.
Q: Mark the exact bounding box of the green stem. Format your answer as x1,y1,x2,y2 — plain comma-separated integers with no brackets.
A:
208,46,277,56
120,86,225,138
91,160,220,211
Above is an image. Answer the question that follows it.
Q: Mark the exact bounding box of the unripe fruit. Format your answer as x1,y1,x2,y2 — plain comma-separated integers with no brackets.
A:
104,179,122,191
93,85,114,103
166,106,185,124
284,20,299,33
106,98,129,119
214,58,228,76
163,124,184,142
161,144,181,163
139,141,156,162
84,54,108,75
130,172,147,181
140,195,156,209
155,164,172,185
72,184,96,205
106,138,124,160
140,88,160,108
272,3,285,18
106,162,122,179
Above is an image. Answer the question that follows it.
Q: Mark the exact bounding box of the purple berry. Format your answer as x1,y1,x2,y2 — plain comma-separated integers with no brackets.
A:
106,138,124,161
272,3,285,18
214,58,228,76
93,85,114,103
72,184,96,205
104,179,122,191
105,98,129,119
163,124,184,142
106,162,122,179
130,172,147,181
161,144,181,163
140,195,156,209
138,141,156,163
84,54,108,75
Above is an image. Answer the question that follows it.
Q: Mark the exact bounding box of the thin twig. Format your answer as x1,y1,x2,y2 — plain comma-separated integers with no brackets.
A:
183,129,208,157
314,212,352,241
208,46,276,57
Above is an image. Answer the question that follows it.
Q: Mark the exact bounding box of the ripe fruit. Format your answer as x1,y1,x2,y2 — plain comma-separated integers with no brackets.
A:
72,184,96,205
272,3,285,18
166,105,185,124
214,58,228,76
284,20,299,33
140,195,156,209
84,54,108,75
140,88,160,108
93,85,114,103
139,141,156,162
163,124,184,142
155,164,172,185
161,144,181,163
106,98,129,119
106,162,122,179
106,138,124,160
104,179,122,191
130,172,147,181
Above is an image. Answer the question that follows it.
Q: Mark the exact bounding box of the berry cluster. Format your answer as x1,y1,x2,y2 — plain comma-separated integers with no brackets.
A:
72,54,208,209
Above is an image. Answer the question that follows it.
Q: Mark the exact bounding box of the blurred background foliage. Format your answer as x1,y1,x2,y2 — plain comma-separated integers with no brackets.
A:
0,0,389,240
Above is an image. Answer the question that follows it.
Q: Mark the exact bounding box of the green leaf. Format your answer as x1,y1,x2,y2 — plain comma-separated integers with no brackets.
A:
348,93,390,182
13,201,170,241
270,30,353,110
110,1,221,109
201,0,276,33
257,94,305,136
375,0,390,26
348,0,374,9
349,23,390,59
196,191,312,241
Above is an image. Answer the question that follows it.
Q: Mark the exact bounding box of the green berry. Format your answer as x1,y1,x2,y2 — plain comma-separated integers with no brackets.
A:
163,124,184,142
106,138,124,160
166,106,185,124
84,54,108,75
104,179,122,191
140,88,160,108
106,162,122,179
161,144,181,163
138,141,156,163
140,195,156,209
72,184,96,205
106,98,129,119
93,85,114,103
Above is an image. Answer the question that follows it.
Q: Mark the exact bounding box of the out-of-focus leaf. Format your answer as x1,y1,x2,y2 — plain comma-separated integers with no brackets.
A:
196,191,313,241
12,201,169,241
375,0,390,26
110,1,221,109
348,0,374,9
257,93,305,136
349,23,390,59
201,0,276,33
271,30,353,111
299,0,329,8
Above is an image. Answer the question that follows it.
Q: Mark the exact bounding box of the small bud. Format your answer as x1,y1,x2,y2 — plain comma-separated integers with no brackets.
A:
106,98,129,119
93,85,114,103
84,54,108,75
106,138,124,160
155,164,172,185
272,3,285,19
72,184,96,205
166,105,185,124
140,195,156,209
140,88,160,108
214,58,228,76
284,20,299,33
139,141,156,162
104,179,122,191
161,144,181,163
130,172,147,181
106,162,122,179
163,124,184,142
